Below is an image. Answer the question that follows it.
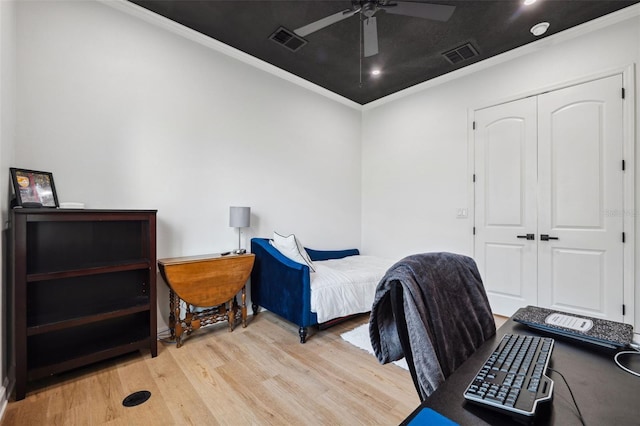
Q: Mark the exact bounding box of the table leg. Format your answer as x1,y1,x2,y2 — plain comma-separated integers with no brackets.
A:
169,289,176,341
175,325,183,348
241,286,247,328
229,298,237,332
174,292,184,348
184,306,193,336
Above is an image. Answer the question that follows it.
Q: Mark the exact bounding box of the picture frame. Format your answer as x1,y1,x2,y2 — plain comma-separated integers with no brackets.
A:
10,168,59,208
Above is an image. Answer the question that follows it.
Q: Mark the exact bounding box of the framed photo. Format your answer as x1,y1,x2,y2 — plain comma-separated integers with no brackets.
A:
10,168,59,208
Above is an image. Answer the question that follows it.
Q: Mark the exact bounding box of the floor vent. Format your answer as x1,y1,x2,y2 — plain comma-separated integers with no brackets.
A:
123,390,151,407
442,42,479,64
269,26,307,52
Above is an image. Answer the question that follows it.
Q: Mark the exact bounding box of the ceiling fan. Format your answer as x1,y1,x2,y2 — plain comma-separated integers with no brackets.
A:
294,0,456,57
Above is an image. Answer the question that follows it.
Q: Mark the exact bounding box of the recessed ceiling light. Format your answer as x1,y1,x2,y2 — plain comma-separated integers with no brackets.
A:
371,69,381,76
530,22,550,36
523,0,537,5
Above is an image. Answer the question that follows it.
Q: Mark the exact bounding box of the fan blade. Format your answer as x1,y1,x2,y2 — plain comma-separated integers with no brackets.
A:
384,2,455,22
363,17,379,57
294,9,359,37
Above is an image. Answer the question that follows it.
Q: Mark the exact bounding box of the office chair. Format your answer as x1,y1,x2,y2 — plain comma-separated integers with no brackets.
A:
370,252,496,401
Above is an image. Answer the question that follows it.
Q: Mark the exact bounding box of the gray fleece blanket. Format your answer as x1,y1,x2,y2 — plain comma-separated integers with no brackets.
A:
369,252,495,400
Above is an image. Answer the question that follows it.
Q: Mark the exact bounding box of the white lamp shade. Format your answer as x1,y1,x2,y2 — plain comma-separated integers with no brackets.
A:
229,206,251,228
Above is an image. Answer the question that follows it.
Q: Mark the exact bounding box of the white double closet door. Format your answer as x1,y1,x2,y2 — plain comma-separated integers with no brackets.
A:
474,75,624,321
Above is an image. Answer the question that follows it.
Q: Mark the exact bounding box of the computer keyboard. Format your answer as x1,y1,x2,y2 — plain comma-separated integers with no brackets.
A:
463,333,554,418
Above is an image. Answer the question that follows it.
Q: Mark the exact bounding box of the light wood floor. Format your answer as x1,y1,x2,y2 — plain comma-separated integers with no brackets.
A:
1,312,508,425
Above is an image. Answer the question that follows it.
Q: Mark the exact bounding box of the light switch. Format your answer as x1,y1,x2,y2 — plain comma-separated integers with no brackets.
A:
456,208,468,218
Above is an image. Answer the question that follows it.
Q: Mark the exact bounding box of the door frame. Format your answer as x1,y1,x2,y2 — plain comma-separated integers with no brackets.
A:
467,65,636,328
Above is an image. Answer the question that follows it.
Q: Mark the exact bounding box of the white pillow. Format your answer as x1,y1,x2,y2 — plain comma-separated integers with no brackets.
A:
270,232,316,272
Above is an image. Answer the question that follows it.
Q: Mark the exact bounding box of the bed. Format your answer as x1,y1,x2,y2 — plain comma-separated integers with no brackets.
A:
250,237,393,343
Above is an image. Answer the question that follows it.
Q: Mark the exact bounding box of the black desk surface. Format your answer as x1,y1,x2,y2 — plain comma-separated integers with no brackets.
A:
401,319,640,425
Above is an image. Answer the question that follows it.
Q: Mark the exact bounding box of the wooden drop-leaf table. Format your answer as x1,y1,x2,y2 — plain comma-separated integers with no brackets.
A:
157,253,255,347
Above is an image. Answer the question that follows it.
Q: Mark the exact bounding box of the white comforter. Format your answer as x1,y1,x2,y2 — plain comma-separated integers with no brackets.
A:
310,255,395,323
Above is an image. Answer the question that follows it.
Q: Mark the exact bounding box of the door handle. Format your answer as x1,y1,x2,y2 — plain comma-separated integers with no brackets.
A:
517,234,535,240
540,234,559,241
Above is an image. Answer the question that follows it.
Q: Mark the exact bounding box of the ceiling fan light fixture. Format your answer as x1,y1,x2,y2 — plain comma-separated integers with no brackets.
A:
530,22,550,36
371,69,381,76
523,0,537,6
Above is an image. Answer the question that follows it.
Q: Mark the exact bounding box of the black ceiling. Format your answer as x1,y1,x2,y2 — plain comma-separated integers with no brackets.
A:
129,1,639,105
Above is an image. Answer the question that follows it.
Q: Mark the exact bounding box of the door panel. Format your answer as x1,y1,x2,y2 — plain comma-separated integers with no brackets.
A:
484,243,525,295
551,102,604,228
486,121,525,226
550,248,604,312
474,98,538,315
538,75,624,321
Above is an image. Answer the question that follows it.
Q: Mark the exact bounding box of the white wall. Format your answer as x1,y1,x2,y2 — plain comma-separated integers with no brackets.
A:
362,13,640,329
14,0,362,333
0,0,16,414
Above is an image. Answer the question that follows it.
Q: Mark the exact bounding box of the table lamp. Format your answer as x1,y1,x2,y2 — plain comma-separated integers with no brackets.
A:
229,206,250,254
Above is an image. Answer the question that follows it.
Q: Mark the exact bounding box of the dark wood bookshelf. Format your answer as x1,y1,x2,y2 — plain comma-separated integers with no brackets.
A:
11,209,157,400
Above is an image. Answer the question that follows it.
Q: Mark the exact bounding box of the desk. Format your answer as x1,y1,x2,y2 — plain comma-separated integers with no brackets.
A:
158,253,254,347
402,318,639,425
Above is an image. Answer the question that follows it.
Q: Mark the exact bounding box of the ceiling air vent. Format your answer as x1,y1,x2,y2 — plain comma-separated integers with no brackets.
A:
269,26,307,52
442,42,479,65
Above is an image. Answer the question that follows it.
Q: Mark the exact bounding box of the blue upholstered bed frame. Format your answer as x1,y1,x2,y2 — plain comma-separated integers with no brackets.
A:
250,237,359,343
